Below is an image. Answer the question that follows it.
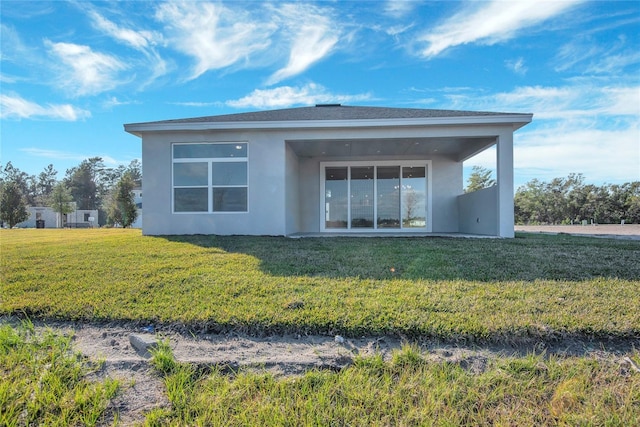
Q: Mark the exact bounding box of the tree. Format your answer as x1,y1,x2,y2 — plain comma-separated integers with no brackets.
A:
515,174,640,225
125,159,142,187
36,164,58,205
49,183,74,228
0,181,29,228
1,162,36,205
105,174,138,227
465,166,496,193
65,158,103,210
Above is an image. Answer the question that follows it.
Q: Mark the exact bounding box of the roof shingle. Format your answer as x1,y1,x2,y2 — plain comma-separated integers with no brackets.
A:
128,105,530,126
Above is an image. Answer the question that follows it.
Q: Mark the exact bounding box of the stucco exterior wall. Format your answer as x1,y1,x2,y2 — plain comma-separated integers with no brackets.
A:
284,143,300,235
457,185,498,235
430,156,462,233
297,157,320,233
17,207,98,228
18,207,59,228
141,130,288,236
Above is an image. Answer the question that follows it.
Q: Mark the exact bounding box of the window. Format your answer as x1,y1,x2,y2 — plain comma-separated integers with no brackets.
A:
173,143,248,213
322,161,430,232
84,213,90,222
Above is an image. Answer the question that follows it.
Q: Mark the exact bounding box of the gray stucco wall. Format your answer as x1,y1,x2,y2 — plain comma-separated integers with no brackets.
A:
430,156,462,233
284,143,300,235
457,185,498,235
141,130,288,235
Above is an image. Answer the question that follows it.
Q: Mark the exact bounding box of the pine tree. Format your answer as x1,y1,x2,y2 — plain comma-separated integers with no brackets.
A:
465,166,496,193
49,183,75,228
0,181,29,228
106,174,138,228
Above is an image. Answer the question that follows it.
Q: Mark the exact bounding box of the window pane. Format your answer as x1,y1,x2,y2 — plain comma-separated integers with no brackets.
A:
213,188,247,212
377,166,400,228
350,167,374,228
174,143,247,158
402,166,426,228
325,167,348,229
175,188,208,212
212,162,247,186
402,167,426,179
174,162,208,186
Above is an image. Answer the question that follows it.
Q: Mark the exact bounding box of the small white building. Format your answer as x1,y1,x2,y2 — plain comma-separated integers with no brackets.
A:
18,204,98,228
131,187,143,229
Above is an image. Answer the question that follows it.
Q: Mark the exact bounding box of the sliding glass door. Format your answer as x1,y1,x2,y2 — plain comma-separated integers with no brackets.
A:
322,162,429,232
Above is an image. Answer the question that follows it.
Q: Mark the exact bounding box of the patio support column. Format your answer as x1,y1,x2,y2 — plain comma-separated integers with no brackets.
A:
496,131,514,238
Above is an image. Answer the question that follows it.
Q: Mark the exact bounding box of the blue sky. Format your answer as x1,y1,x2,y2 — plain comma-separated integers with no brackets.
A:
1,0,638,188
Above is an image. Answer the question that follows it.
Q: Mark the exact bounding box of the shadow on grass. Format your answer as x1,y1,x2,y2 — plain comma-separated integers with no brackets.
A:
160,233,640,282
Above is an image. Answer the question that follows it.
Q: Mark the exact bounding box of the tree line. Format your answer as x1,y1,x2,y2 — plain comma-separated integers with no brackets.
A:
464,167,639,225
0,158,141,228
515,173,640,225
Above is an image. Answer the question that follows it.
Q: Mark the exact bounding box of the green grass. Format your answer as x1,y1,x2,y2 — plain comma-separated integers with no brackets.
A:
0,321,119,426
2,229,639,340
144,341,640,426
2,229,639,425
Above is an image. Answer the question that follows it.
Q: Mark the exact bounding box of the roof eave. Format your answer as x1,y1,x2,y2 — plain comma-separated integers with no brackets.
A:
124,114,533,136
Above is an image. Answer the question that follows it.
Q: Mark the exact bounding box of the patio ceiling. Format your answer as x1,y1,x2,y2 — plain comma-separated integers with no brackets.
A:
287,136,496,161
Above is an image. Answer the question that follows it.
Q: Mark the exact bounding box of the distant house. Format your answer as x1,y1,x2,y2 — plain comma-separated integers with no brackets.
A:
131,187,143,229
18,204,98,228
124,104,531,237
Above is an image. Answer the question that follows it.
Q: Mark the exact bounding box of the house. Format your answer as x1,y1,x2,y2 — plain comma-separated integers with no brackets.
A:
130,187,143,229
124,105,532,237
18,204,98,228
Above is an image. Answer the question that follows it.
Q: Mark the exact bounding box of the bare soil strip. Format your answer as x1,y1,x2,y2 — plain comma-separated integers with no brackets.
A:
13,319,638,426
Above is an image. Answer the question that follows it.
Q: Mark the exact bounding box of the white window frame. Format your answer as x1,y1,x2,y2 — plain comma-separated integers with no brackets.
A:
172,142,249,214
320,160,432,232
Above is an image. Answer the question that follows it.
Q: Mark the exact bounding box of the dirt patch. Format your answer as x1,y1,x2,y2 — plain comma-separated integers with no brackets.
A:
516,224,640,240
9,319,640,426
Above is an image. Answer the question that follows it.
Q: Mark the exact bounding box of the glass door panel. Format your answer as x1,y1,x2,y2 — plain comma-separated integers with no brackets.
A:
350,167,374,228
325,167,348,229
376,166,400,228
402,166,426,228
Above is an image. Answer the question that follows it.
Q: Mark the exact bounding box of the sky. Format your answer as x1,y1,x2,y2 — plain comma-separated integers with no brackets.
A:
1,0,639,189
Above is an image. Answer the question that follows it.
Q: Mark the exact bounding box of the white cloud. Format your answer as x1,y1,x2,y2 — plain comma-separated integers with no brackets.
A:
20,148,124,167
227,83,371,109
155,1,274,80
85,8,168,86
514,126,639,184
0,94,91,121
417,0,582,58
102,96,140,109
555,35,640,75
45,40,127,96
87,9,155,49
170,101,222,107
385,0,418,19
445,84,639,121
266,4,340,85
447,83,639,185
505,57,527,75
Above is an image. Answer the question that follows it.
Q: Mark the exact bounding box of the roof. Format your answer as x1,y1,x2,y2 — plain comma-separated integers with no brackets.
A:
124,104,532,135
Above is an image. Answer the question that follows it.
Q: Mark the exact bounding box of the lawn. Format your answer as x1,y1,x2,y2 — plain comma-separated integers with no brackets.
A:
2,229,639,340
1,229,639,425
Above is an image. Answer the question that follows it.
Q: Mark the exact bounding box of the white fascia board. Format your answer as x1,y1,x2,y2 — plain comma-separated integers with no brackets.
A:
124,114,533,136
